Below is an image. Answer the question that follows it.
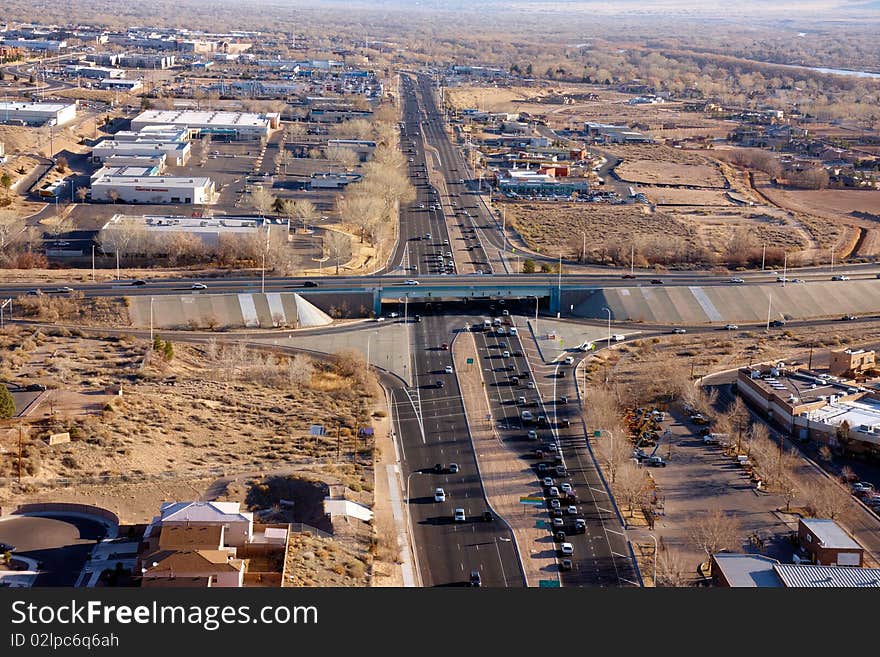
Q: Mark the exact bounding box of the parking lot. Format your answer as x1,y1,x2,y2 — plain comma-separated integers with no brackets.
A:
642,409,800,576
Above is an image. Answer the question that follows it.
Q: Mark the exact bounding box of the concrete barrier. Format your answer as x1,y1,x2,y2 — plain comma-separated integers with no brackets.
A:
569,280,880,324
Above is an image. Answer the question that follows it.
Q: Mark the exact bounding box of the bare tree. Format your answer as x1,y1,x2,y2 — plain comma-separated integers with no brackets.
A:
291,199,320,233
250,186,274,219
325,145,359,171
655,545,691,587
614,461,650,519
75,186,89,203
324,230,350,275
690,506,742,572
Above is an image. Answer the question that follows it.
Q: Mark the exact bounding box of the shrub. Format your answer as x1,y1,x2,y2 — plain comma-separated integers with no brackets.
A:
0,385,14,419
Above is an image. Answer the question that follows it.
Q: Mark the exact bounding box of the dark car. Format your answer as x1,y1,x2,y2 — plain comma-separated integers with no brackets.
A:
436,380,444,388
650,279,664,285
469,570,482,587
25,383,46,392
131,279,147,286
433,463,444,473
621,274,636,279
0,542,14,553
560,558,573,571
770,320,785,327
414,315,422,323
449,463,460,474
559,418,571,429
482,511,493,522
841,315,857,321
302,281,319,288
554,531,567,543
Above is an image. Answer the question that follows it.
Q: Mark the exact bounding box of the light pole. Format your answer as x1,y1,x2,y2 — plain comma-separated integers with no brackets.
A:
366,330,378,367
761,243,766,271
766,292,772,332
533,295,540,336
495,536,512,587
782,252,787,287
261,251,266,294
556,252,562,318
149,296,155,343
602,306,612,349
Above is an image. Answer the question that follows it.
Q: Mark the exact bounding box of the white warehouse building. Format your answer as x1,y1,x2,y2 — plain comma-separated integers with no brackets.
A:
91,175,215,205
130,109,279,140
0,101,77,126
101,214,263,249
91,140,191,166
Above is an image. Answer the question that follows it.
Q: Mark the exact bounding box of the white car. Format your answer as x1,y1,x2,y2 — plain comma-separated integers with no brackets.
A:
832,275,850,281
560,483,573,495
502,351,510,358
566,505,579,516
191,283,208,290
724,324,739,330
728,277,745,284
444,365,453,374
559,542,574,556
671,328,687,334
527,430,538,440
453,508,466,522
434,488,446,502
403,279,420,285
564,356,575,365
542,477,554,487
548,486,560,498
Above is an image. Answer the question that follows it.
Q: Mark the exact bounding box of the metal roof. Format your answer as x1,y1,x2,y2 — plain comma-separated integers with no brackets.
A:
800,518,862,550
712,554,783,587
774,564,880,587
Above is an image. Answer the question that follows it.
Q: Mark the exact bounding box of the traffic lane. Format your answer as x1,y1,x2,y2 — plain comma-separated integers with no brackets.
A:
403,315,519,586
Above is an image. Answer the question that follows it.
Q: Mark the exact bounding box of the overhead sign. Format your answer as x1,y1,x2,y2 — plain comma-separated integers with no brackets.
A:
466,358,474,364
309,424,326,436
539,580,561,588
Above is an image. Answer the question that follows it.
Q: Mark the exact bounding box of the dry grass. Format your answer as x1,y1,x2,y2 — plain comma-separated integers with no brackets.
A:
283,531,370,587
14,292,130,326
616,160,726,188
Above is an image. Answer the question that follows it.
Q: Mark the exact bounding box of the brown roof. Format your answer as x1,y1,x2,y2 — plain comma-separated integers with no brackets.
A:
157,524,224,550
141,576,212,588
142,549,242,575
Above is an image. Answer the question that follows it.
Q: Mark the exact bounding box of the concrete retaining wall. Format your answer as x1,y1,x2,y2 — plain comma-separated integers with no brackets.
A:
568,280,880,324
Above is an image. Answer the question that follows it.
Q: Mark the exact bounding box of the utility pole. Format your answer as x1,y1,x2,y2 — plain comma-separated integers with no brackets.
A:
557,252,562,318
91,244,95,281
18,424,24,483
782,252,787,287
761,243,766,271
631,243,635,277
808,343,814,371
766,292,772,332
336,423,341,462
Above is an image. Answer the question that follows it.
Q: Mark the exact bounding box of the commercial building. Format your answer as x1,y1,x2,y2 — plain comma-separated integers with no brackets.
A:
736,362,880,457
497,168,589,196
102,214,263,248
829,348,876,378
65,65,124,79
91,175,215,205
712,553,880,587
0,38,66,52
130,109,278,140
326,138,376,162
798,518,864,566
92,139,191,166
585,122,654,144
98,78,143,92
309,172,362,189
116,53,175,69
90,165,161,183
103,153,167,171
0,101,77,127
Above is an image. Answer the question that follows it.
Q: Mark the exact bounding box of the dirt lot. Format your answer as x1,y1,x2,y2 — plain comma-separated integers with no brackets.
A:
617,160,726,188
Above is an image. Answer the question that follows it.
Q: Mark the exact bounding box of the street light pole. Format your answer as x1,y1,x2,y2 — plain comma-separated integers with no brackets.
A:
557,252,562,318
602,306,612,349
534,295,539,336
766,292,772,332
149,296,155,343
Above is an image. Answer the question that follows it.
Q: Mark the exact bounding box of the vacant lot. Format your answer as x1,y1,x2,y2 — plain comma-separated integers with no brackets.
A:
616,160,726,188
642,188,731,206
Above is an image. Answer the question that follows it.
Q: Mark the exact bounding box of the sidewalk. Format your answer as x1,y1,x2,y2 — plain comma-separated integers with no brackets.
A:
452,331,558,587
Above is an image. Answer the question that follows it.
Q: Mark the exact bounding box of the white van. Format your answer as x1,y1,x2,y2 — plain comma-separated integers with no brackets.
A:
612,334,626,342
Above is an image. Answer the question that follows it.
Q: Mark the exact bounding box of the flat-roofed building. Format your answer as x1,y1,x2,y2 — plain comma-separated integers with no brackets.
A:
101,214,261,248
799,518,864,567
829,348,876,378
0,101,77,126
98,78,143,92
91,140,191,166
103,153,166,171
91,175,214,205
130,109,277,140
65,65,124,79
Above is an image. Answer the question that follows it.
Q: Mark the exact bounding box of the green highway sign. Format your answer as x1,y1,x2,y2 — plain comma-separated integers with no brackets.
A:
593,430,602,438
466,358,474,364
539,580,561,588
535,519,549,528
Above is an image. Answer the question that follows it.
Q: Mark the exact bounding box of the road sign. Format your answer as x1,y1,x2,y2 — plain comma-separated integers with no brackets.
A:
466,357,474,364
310,424,326,436
520,498,544,506
539,580,561,588
535,519,549,528
593,430,601,438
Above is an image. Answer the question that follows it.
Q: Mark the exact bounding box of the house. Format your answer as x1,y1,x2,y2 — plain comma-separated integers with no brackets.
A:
798,518,864,567
138,524,245,588
153,501,254,547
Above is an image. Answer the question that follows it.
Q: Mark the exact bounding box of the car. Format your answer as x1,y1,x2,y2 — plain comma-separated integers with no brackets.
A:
690,413,709,425
776,276,789,283
852,482,875,493
552,517,564,529
445,251,453,258
564,356,575,365
424,233,432,240
558,396,568,405
449,463,460,474
554,530,567,543
573,519,587,534
453,508,466,522
650,279,664,285
559,418,571,428
549,508,563,519
549,499,561,510
191,283,208,290
537,463,549,473
559,542,574,556
444,365,453,374
527,430,538,440
542,476,554,487
560,483,573,495
548,486,560,498
435,379,444,388
469,570,482,587
729,277,745,284
376,316,386,322
724,324,739,330
482,511,493,522
403,279,420,285
25,383,46,392
131,279,147,286
671,328,687,334
414,315,422,323
792,278,806,284
621,273,636,279
434,488,446,502
302,281,319,287
443,239,449,245
559,558,573,571
502,350,511,358
566,505,578,516
832,275,850,281
390,312,399,318
502,309,510,316
440,343,449,350
25,289,41,296
840,315,857,321
54,286,74,293
646,456,667,467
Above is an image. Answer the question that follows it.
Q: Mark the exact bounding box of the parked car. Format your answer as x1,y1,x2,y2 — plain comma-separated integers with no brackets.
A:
469,570,482,587
434,488,446,502
444,365,454,374
453,508,466,522
564,356,575,365
560,558,573,571
449,463,460,474
646,455,667,467
558,542,574,556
